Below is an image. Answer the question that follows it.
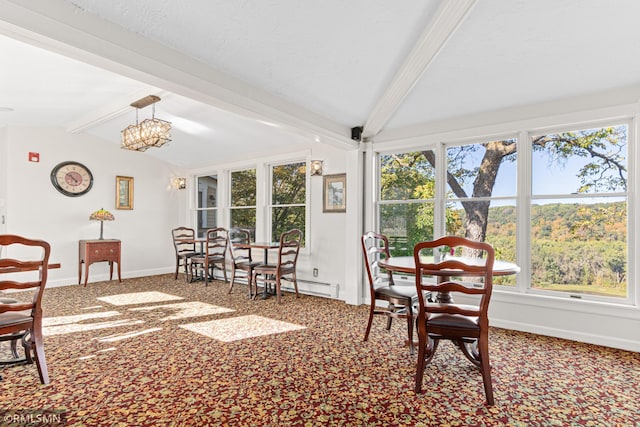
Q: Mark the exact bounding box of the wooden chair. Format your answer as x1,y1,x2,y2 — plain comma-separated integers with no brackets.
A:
228,228,261,295
190,228,228,286
171,227,201,282
413,236,495,405
0,234,51,384
361,232,418,355
252,229,302,303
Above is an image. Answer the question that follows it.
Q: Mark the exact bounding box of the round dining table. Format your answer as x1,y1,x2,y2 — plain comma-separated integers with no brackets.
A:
378,255,520,303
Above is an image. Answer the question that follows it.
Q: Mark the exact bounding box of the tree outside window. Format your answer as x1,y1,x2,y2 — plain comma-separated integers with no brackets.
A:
230,169,256,240
271,162,306,243
378,123,628,299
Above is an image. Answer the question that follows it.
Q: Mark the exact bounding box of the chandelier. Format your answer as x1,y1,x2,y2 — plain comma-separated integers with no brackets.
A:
121,95,171,151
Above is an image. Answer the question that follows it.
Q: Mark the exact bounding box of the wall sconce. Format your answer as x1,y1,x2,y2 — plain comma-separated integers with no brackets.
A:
176,177,187,190
310,160,324,176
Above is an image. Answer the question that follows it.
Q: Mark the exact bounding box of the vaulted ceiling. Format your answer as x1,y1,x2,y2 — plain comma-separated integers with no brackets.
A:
2,0,640,168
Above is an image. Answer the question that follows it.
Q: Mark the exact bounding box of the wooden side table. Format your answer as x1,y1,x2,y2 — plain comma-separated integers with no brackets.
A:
78,239,122,287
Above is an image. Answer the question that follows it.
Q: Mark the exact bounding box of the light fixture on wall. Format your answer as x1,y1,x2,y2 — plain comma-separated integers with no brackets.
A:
310,160,324,176
121,95,172,152
89,208,115,240
176,177,187,190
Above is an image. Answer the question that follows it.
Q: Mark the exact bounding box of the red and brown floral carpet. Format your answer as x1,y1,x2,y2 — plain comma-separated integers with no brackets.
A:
1,274,638,426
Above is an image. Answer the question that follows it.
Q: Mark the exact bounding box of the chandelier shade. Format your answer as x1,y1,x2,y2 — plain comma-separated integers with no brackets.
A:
121,95,172,152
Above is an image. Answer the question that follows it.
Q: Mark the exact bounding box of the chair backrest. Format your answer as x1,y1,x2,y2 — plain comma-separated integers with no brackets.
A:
361,232,395,294
0,235,51,320
413,236,494,326
172,227,196,256
277,229,302,273
228,228,252,263
205,228,228,260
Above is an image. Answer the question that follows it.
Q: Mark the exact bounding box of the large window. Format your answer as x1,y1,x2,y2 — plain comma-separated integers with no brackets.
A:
196,174,218,237
379,151,436,256
230,169,256,239
445,138,518,286
376,121,630,303
270,161,306,242
530,124,628,299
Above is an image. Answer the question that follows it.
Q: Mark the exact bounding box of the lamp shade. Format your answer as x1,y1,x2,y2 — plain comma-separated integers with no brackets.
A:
89,208,115,222
89,208,114,240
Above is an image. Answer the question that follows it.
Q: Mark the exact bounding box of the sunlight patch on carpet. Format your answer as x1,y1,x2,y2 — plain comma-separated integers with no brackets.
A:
43,318,144,336
129,301,234,321
96,327,163,342
97,292,184,306
180,315,306,342
44,311,121,326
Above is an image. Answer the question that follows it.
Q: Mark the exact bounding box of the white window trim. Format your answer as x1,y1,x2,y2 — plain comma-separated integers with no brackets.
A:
373,109,638,315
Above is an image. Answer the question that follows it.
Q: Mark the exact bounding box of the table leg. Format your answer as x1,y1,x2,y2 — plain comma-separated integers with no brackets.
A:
435,276,453,303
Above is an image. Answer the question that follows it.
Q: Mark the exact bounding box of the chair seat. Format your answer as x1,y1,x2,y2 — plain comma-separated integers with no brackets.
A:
236,260,262,269
253,263,276,273
374,284,417,301
192,255,224,263
427,312,480,330
0,311,32,328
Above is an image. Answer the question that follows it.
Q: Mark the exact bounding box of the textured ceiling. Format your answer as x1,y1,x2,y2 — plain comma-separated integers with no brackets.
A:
1,0,640,168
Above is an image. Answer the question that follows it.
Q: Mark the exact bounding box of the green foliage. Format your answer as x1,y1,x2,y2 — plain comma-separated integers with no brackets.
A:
379,124,628,297
271,162,306,243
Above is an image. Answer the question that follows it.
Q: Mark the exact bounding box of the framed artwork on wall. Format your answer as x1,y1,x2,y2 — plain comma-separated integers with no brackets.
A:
323,173,346,213
116,176,134,210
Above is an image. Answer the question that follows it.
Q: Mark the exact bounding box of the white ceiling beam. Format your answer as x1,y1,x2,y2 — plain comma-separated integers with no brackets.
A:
361,0,477,140
65,89,170,134
0,0,358,150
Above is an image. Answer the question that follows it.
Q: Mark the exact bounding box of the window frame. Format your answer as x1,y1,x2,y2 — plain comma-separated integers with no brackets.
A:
374,119,635,307
195,173,219,238
266,159,308,246
228,167,257,239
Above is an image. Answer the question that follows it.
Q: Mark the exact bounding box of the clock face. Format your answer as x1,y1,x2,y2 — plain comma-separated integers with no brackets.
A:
50,161,94,197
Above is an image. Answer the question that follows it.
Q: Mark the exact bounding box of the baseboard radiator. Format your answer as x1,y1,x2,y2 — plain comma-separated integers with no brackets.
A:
212,274,339,299
281,279,339,299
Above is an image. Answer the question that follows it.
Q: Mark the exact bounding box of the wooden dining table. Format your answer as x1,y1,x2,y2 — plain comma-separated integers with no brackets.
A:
233,241,281,299
379,255,520,303
233,241,280,264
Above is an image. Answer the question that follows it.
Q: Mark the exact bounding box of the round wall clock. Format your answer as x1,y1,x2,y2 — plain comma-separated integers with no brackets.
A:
50,161,94,197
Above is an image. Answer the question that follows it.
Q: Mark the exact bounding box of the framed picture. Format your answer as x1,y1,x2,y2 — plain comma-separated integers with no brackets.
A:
115,176,134,210
323,173,346,213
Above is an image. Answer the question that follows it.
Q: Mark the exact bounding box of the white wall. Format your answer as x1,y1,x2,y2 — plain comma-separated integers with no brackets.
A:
185,142,360,302
2,126,186,286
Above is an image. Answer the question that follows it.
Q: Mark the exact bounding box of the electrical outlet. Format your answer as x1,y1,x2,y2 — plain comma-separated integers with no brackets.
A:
313,268,318,277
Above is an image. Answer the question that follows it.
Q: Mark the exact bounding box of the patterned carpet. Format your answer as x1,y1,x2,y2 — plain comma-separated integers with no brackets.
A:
1,274,638,426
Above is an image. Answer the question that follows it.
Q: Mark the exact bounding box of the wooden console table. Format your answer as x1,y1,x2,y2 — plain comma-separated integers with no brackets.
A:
78,239,122,287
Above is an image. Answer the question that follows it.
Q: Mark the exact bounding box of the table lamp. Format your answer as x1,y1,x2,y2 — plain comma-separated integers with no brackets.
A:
89,208,115,240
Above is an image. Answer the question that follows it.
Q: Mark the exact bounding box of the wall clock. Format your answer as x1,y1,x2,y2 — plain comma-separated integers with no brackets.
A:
50,161,94,197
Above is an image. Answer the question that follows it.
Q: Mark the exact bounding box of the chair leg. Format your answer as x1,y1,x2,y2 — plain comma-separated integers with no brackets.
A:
174,258,180,280
251,272,259,300
477,334,494,406
406,305,414,356
291,272,299,298
183,257,191,282
275,276,282,303
415,327,427,393
386,304,394,330
30,330,49,385
363,302,375,342
228,266,237,294
221,264,228,283
247,269,253,298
